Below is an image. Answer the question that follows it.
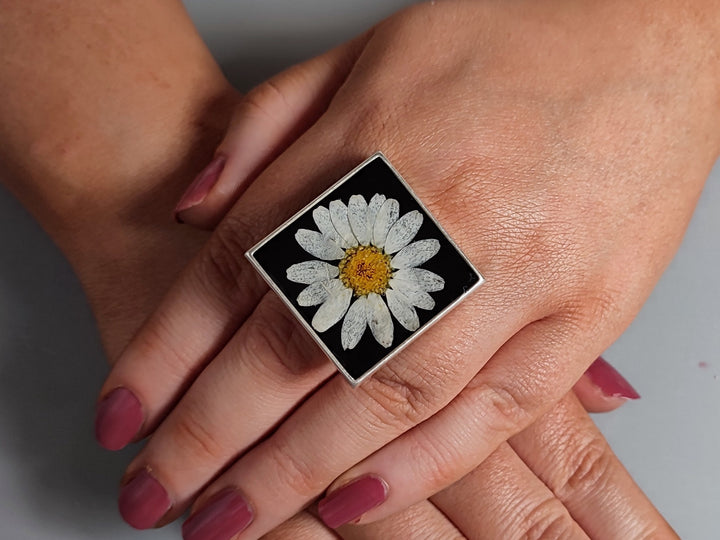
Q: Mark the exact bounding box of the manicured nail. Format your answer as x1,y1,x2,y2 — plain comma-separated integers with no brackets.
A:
174,155,226,218
95,387,143,450
118,469,171,530
318,475,388,529
586,357,640,400
182,489,253,540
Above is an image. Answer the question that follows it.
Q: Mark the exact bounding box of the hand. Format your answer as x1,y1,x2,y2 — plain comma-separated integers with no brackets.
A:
63,198,660,540
96,0,719,537
0,2,654,537
171,103,659,540
262,393,674,540
57,109,652,540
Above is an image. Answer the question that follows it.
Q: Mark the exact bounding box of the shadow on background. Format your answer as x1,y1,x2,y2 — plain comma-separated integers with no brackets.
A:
0,184,143,535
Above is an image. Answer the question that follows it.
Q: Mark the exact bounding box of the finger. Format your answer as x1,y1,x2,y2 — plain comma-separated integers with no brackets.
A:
117,292,335,528
573,356,640,413
509,393,678,539
262,505,463,540
338,501,463,540
306,317,593,527
259,500,464,540
430,443,588,540
259,512,338,540
174,32,371,228
115,263,526,529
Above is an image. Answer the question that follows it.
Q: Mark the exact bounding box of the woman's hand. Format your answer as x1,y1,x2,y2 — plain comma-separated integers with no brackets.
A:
95,0,719,536
66,208,660,540
259,393,675,540
0,1,656,538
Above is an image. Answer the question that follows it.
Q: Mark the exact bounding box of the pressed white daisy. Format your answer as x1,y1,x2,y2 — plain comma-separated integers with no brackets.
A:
286,193,445,350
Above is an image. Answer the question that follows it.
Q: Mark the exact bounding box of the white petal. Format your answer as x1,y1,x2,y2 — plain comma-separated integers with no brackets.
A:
295,229,345,260
366,292,393,348
386,289,419,331
388,278,435,310
347,195,370,246
366,194,386,242
287,261,339,284
312,281,352,332
383,210,423,254
297,279,334,306
391,239,440,269
372,198,399,249
341,296,368,350
393,268,445,292
329,200,357,248
313,206,343,246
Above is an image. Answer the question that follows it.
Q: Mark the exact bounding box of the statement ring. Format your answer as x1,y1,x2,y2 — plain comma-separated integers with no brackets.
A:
246,152,484,386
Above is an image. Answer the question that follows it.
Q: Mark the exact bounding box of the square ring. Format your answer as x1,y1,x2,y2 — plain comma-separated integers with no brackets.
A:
246,152,484,386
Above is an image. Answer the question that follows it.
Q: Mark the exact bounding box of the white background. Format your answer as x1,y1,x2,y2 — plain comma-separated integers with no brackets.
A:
0,1,717,538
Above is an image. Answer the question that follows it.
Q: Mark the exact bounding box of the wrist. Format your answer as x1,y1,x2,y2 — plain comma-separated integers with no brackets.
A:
37,82,236,356
5,81,238,243
0,79,238,358
0,0,240,252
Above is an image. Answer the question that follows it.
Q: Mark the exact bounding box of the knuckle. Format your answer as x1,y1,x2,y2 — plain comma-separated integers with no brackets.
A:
559,436,614,497
171,407,228,463
266,440,326,498
197,213,256,307
521,498,578,540
576,288,619,328
504,222,578,289
409,431,467,491
341,91,400,154
552,286,619,338
465,382,534,438
242,298,325,382
358,365,442,431
242,78,290,125
130,315,197,380
445,186,579,296
422,158,486,227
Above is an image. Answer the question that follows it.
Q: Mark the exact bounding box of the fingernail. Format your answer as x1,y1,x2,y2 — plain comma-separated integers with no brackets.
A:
318,475,388,529
182,489,253,540
586,357,640,400
95,387,143,450
174,155,226,218
118,469,171,530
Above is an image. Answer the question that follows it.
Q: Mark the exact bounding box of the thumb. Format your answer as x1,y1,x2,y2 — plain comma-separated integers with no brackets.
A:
173,32,371,228
573,356,641,413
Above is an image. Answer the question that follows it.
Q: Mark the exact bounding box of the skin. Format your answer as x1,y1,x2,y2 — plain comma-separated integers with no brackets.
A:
0,0,233,355
0,0,696,538
95,0,720,537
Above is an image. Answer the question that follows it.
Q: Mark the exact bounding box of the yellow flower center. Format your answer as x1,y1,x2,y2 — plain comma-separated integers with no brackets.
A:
338,246,393,297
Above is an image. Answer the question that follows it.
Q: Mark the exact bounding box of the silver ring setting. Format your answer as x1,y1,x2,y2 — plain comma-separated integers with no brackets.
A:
246,152,484,386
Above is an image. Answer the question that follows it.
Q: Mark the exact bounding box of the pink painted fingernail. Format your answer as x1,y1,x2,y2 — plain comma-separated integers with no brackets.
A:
95,387,143,450
318,475,388,529
118,469,171,530
174,155,226,219
182,489,253,540
586,357,640,400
